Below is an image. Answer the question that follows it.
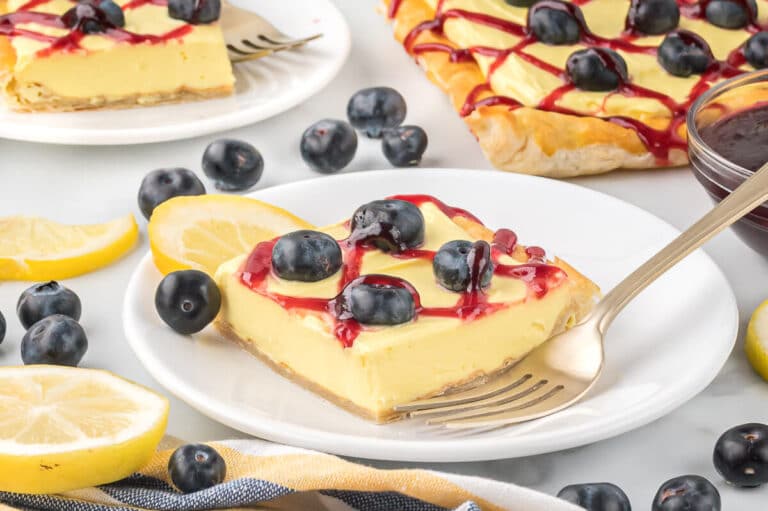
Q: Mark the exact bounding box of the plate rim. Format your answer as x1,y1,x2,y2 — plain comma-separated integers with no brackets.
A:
123,169,739,462
0,0,351,146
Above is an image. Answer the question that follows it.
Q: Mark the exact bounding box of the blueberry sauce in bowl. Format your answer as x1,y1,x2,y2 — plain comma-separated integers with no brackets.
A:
688,69,768,257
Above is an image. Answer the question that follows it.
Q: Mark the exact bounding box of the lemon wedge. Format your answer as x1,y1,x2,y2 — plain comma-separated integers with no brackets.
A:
149,194,313,276
0,365,169,494
0,214,139,280
746,300,768,381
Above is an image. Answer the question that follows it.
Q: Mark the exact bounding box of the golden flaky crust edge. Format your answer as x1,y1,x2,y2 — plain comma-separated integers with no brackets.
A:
214,216,600,424
383,0,688,177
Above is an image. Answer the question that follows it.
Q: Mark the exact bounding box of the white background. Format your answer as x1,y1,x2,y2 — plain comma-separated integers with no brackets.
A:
1,0,767,508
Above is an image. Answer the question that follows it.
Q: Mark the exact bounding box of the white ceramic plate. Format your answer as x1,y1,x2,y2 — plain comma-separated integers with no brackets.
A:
0,0,350,145
124,169,738,462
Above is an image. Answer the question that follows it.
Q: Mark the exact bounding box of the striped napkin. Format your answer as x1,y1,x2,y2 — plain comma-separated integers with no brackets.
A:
0,438,579,511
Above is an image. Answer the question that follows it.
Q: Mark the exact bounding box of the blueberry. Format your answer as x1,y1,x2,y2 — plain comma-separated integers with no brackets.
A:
347,279,416,326
271,230,343,282
528,1,583,46
382,126,428,167
21,315,88,367
347,87,407,138
626,0,679,35
137,168,206,220
168,444,226,493
652,475,721,511
96,0,124,27
168,0,221,24
658,30,714,77
505,0,537,6
202,139,264,191
0,311,5,345
155,270,221,335
433,240,494,292
745,32,768,69
713,423,768,487
705,0,756,30
300,119,358,174
17,281,82,330
350,199,425,252
557,483,631,511
62,3,109,34
566,48,628,92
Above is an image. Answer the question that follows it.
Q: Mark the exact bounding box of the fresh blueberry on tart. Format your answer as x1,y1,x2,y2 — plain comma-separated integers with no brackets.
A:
94,0,125,27
557,482,631,511
527,1,585,46
168,444,226,493
344,278,417,326
350,199,425,252
155,270,221,335
652,475,721,511
625,0,680,35
62,3,112,34
138,168,206,220
745,32,768,69
168,0,222,24
504,0,538,6
347,87,407,138
433,240,494,292
705,0,757,30
202,139,264,192
566,48,628,92
300,119,358,174
21,315,88,367
271,230,343,282
17,281,82,330
658,30,714,78
381,126,428,167
713,423,768,487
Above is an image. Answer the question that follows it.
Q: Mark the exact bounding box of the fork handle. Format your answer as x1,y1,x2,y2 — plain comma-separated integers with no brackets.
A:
592,161,768,335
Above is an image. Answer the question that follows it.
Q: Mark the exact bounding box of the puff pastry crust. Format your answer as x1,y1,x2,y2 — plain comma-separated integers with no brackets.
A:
383,0,731,177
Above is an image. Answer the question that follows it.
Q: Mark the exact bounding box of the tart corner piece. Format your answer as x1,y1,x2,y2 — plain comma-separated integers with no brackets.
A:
213,196,600,424
0,0,235,112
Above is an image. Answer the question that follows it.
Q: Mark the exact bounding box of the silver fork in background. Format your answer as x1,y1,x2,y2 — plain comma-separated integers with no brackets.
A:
396,161,768,429
221,1,322,63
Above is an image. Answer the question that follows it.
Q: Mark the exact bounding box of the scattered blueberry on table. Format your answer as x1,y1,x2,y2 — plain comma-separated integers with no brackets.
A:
271,230,343,282
138,167,206,220
168,444,227,493
300,119,358,174
347,87,407,138
713,422,768,488
155,270,221,335
652,475,721,511
21,315,88,367
202,138,264,192
556,482,631,511
382,125,428,167
350,199,425,252
17,281,82,330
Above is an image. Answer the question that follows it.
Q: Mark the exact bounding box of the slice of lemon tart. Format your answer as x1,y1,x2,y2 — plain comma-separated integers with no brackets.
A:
0,0,234,111
214,195,599,423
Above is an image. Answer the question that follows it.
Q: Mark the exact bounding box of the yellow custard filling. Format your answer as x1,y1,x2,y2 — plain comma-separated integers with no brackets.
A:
421,0,766,124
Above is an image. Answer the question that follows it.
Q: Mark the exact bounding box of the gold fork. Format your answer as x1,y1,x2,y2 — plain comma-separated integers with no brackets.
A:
396,161,768,429
221,1,322,64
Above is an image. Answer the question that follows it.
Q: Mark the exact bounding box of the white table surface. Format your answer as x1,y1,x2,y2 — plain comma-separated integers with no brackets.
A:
2,1,768,508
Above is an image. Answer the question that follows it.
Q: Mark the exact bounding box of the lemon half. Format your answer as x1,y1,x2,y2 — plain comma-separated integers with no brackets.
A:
746,300,768,381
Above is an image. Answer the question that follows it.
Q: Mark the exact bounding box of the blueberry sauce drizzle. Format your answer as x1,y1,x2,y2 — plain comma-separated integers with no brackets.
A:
1,0,193,58
239,195,568,347
390,0,758,163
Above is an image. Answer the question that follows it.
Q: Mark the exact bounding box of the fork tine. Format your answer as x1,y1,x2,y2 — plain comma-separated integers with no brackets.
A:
394,369,535,413
409,378,550,418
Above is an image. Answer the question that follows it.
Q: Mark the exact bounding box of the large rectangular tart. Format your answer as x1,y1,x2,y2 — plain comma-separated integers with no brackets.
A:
0,0,234,111
214,195,600,423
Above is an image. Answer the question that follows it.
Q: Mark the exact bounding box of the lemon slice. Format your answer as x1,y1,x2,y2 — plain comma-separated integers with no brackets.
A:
149,194,314,275
0,365,169,494
0,214,139,280
746,300,768,381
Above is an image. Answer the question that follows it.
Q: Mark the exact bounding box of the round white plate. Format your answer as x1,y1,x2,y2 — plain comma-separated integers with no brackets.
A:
124,169,738,462
0,0,350,145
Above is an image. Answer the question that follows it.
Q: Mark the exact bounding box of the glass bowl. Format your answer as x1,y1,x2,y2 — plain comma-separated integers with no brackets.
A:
688,70,768,257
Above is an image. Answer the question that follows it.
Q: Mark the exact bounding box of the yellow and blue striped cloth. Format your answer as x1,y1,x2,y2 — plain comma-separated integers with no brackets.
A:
0,438,580,511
